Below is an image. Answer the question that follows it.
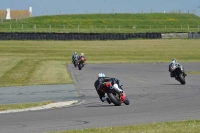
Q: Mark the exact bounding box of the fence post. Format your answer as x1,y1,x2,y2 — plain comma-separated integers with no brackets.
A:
133,25,136,32
35,24,36,30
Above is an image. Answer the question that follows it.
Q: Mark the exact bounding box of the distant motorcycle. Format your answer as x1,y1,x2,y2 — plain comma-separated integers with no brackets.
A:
100,81,130,106
78,57,86,70
73,59,78,68
169,63,186,85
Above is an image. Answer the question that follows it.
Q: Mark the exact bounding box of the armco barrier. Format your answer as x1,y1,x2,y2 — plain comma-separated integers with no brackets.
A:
188,33,200,39
161,33,188,39
0,32,162,40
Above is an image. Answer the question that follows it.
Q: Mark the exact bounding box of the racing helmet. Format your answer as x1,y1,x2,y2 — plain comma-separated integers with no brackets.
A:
74,52,77,55
80,53,84,56
172,58,177,64
98,73,105,78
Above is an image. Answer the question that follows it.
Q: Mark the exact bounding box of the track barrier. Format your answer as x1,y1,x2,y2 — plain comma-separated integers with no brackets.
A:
0,32,199,40
0,32,162,40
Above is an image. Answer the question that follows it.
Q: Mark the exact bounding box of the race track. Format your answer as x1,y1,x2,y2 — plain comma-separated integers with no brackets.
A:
0,63,200,133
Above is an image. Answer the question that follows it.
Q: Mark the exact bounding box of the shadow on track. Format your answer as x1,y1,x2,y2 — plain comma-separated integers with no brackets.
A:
162,84,183,85
86,104,113,107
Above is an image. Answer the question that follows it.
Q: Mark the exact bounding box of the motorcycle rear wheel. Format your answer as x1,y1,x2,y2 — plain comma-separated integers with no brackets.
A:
107,92,121,106
78,64,83,70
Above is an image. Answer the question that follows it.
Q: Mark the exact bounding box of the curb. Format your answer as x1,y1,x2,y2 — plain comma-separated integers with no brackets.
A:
0,100,79,114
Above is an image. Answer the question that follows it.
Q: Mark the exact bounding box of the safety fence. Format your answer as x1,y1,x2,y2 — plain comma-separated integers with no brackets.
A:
0,24,200,33
0,32,199,40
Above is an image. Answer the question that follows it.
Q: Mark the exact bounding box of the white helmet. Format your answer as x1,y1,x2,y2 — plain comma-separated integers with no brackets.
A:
80,53,84,56
172,58,177,64
98,73,105,78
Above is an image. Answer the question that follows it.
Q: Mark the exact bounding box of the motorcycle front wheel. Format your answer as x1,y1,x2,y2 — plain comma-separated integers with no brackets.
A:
107,92,121,106
179,73,186,85
124,99,130,105
74,61,77,67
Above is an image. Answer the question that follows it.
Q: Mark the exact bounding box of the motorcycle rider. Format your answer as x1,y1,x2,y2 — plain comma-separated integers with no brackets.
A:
94,73,122,104
169,58,187,77
72,52,79,64
78,53,86,64
79,53,85,59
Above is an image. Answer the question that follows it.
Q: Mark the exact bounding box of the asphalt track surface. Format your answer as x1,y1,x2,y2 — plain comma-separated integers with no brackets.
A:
0,84,77,104
0,63,200,133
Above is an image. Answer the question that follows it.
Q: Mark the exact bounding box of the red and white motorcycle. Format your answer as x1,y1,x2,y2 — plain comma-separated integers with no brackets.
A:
100,81,130,106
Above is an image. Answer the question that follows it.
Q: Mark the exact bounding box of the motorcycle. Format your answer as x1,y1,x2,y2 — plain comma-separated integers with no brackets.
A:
78,57,86,70
100,81,130,106
73,59,78,67
169,63,186,85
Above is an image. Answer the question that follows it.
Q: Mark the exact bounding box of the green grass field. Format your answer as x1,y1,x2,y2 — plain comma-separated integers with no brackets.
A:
0,39,200,87
1,13,200,33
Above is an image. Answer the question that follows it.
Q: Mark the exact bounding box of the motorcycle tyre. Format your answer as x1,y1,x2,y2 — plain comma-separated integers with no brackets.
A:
78,64,83,70
74,62,77,68
124,99,130,105
179,73,186,85
107,92,121,106
78,66,81,70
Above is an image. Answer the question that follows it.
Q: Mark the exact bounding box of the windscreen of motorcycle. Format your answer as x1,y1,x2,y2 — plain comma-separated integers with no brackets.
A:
169,63,177,71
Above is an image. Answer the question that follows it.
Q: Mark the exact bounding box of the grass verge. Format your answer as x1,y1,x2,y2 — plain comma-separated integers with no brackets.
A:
47,120,200,133
0,101,54,111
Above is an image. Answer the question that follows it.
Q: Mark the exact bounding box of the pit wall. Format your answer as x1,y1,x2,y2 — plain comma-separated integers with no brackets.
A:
0,32,199,40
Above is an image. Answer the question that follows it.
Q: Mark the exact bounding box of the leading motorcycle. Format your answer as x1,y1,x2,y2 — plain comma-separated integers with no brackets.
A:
169,63,186,85
100,81,130,106
78,57,86,70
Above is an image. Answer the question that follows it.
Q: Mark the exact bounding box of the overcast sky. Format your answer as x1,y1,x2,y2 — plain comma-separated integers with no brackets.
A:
0,0,200,16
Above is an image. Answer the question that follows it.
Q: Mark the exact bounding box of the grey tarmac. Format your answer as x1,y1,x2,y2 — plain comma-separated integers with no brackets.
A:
0,63,200,133
0,84,78,104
